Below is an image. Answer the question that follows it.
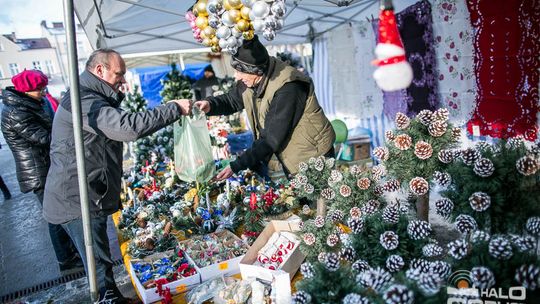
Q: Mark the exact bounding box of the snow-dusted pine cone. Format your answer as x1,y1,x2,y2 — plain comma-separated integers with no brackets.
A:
516,156,539,176
433,108,450,122
342,293,370,304
326,233,340,247
474,158,495,177
506,137,524,150
451,127,461,140
357,267,394,292
407,220,432,240
383,284,414,304
428,121,447,137
295,174,308,186
488,236,513,260
373,146,389,161
383,179,401,193
422,243,444,257
433,171,452,188
514,264,540,290
328,209,344,223
435,198,454,218
340,247,356,262
409,177,429,196
471,266,496,289
329,170,343,185
349,165,362,177
429,261,452,279
438,149,457,164
382,204,400,224
362,200,381,216
339,184,352,198
302,233,316,246
385,130,395,142
317,252,327,263
414,141,433,159
469,192,491,212
324,252,340,271
298,162,308,172
455,214,478,234
447,239,469,259
417,273,443,296
374,185,385,196
394,134,413,150
314,216,325,228
291,291,312,304
314,158,325,171
348,217,365,234
303,183,315,194
471,230,491,244
386,255,405,273
350,207,362,219
300,262,315,279
357,177,371,190
380,231,400,251
410,258,430,272
352,259,371,274
395,112,411,130
320,188,336,200
461,148,481,166
326,158,336,168
510,235,536,252
372,164,387,180
526,217,540,235
417,109,433,126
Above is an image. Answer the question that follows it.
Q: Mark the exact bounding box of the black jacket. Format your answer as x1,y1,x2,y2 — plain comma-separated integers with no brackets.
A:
43,71,183,224
1,87,52,193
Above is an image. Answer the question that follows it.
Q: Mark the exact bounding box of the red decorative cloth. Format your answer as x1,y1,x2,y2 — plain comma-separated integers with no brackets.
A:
466,0,539,140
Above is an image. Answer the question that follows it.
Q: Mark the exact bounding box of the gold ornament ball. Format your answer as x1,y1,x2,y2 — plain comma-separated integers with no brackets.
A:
195,1,208,17
203,26,216,38
228,0,243,9
235,19,250,32
229,9,241,22
211,45,221,53
211,36,219,45
241,7,251,20
195,16,208,29
223,0,233,10
202,38,212,47
243,30,254,40
199,29,208,39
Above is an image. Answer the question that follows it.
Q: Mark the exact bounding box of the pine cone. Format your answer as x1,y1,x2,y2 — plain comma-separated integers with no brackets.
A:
362,200,381,216
516,156,539,176
357,267,394,292
469,192,491,212
451,127,461,140
470,267,496,290
410,258,431,272
374,185,385,196
383,179,401,193
407,220,432,240
429,261,452,279
417,109,433,126
385,130,395,141
295,174,308,185
506,137,524,150
418,273,443,296
383,284,414,304
352,259,371,273
435,198,454,218
473,158,495,177
320,188,335,200
357,177,371,190
438,149,457,164
395,112,411,130
382,204,400,224
314,216,325,228
324,252,340,271
302,233,316,246
514,264,540,290
340,247,356,262
526,217,540,235
394,134,413,150
349,165,362,177
447,239,469,260
373,146,389,161
339,184,352,198
461,148,481,166
349,207,362,219
314,158,325,171
372,164,387,180
386,255,405,272
433,108,450,122
325,158,336,168
326,233,340,247
317,252,327,263
291,291,312,304
488,236,513,260
409,177,429,196
329,169,343,184
342,293,370,304
300,262,315,279
455,214,478,234
428,121,447,137
433,171,452,188
347,217,365,234
414,141,434,159
422,243,444,257
380,231,400,250
298,162,308,172
471,230,491,244
328,209,344,223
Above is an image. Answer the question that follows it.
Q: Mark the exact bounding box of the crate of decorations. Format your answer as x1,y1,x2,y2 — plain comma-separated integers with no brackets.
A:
176,230,250,281
130,249,200,304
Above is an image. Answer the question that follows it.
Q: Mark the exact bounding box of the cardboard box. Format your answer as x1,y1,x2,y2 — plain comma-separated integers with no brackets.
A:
239,221,305,282
130,251,201,304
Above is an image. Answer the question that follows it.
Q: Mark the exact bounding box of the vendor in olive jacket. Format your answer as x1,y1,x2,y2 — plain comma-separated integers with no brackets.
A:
43,49,190,303
194,36,335,180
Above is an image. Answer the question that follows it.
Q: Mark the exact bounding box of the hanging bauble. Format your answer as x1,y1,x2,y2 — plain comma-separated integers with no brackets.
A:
223,0,233,10
251,1,270,19
228,0,243,9
274,19,284,30
231,27,243,38
219,38,229,49
242,30,255,40
211,36,219,45
241,6,251,19
235,19,251,32
229,9,241,22
211,45,221,53
216,26,232,39
203,26,216,38
263,28,275,41
195,1,209,17
226,36,238,48
227,47,238,55
221,11,234,27
202,37,212,46
241,0,256,7
200,29,208,39
207,0,223,14
264,15,277,29
196,16,209,29
271,1,286,17
252,18,265,32
208,16,221,28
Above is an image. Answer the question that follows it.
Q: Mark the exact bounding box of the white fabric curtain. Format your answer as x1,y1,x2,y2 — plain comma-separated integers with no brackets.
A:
312,37,335,118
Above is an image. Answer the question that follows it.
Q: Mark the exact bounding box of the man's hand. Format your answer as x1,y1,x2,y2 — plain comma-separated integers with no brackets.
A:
214,165,233,181
172,99,192,115
194,100,211,113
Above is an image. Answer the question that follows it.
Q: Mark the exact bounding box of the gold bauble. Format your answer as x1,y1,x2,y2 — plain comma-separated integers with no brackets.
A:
223,0,233,11
195,16,208,29
242,30,254,40
229,9,241,22
195,1,208,17
240,7,251,20
203,38,213,47
203,26,216,38
200,30,208,39
228,0,243,9
211,36,219,45
235,19,250,32
211,45,221,53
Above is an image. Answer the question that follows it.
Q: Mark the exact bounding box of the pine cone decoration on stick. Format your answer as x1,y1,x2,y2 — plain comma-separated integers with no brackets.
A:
422,243,443,257
357,177,371,190
417,110,433,126
435,198,454,218
382,204,400,224
433,108,450,122
455,214,478,234
362,199,381,216
447,239,469,260
386,255,405,273
380,231,400,250
372,164,387,180
451,127,461,140
461,148,481,166
349,207,362,219
414,141,433,159
525,217,540,235
340,247,356,262
409,177,429,196
292,291,312,304
407,220,432,240
342,293,370,304
352,259,370,273
433,171,452,187
516,156,539,176
488,236,513,260
474,158,495,177
326,233,340,247
395,112,411,130
383,179,401,192
469,192,491,212
348,217,365,234
300,262,315,279
428,121,447,137
324,252,340,271
394,134,413,150
438,149,457,164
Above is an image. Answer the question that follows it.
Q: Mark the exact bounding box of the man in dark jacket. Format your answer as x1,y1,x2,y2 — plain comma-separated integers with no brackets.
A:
1,70,81,271
193,64,219,100
43,49,190,303
194,36,335,180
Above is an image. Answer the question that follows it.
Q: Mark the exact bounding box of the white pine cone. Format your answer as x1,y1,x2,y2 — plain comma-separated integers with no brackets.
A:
383,179,401,192
373,146,390,161
326,233,340,247
320,188,336,200
414,141,434,159
451,127,461,140
357,177,371,190
435,198,454,218
324,252,340,271
349,165,362,177
433,171,452,188
416,109,433,126
383,284,414,304
342,293,370,304
372,164,387,179
469,192,491,212
410,258,431,272
300,262,315,279
471,230,491,244
429,261,452,279
461,148,481,166
488,236,513,260
361,200,380,216
455,214,478,234
428,121,447,137
339,184,352,198
326,157,336,168
447,239,469,260
295,174,308,186
422,243,444,257
394,134,413,150
516,156,539,176
329,169,343,184
302,233,316,246
291,291,312,304
317,252,327,263
386,255,405,273
409,177,429,196
514,264,540,290
357,267,394,292
380,231,400,250
395,112,411,130
526,217,540,235
506,137,524,149
433,108,450,122
474,158,495,177
303,183,314,194
314,158,325,171
328,209,345,223
407,220,432,240
314,216,325,228
352,259,371,273
385,130,395,141
510,235,536,252
350,207,362,219
417,273,443,296
438,149,457,164
298,162,308,172
348,217,365,234
340,247,356,262
382,204,400,224
374,185,385,196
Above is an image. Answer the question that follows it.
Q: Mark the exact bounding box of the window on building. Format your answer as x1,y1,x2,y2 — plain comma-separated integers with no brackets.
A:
45,60,55,74
9,63,20,76
32,61,42,71
0,66,5,79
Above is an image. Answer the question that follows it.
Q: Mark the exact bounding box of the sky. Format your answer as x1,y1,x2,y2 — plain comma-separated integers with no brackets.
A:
0,0,64,38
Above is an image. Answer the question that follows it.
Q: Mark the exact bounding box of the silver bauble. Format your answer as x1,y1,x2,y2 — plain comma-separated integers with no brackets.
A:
264,16,277,29
231,27,243,38
227,47,237,55
252,18,265,32
271,1,285,17
226,36,238,48
262,28,275,40
216,26,232,39
251,1,270,19
208,16,221,28
221,11,235,27
241,0,256,8
207,0,223,14
219,38,229,49
274,18,284,30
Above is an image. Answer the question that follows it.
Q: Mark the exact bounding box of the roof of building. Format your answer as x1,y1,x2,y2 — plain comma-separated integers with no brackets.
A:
3,34,52,50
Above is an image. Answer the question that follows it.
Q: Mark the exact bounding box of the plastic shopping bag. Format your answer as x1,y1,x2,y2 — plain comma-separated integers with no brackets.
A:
174,107,215,183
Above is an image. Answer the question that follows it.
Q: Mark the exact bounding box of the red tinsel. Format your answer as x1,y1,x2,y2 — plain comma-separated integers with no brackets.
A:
263,189,279,207
154,278,172,304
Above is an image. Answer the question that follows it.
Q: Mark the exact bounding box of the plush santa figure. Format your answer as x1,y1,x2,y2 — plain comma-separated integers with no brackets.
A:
372,0,413,92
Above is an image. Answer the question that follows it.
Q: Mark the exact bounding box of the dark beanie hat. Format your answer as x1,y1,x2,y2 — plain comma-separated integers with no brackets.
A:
204,65,214,72
231,35,269,75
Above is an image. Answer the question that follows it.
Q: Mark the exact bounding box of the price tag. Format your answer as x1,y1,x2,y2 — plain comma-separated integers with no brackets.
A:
175,284,187,293
472,125,480,137
219,262,229,270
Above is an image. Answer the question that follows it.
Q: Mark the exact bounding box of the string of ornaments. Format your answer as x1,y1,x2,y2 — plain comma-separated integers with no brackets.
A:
186,0,286,54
